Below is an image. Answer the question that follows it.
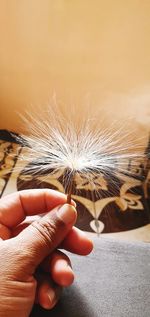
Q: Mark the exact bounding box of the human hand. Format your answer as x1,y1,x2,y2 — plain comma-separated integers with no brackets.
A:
0,189,93,317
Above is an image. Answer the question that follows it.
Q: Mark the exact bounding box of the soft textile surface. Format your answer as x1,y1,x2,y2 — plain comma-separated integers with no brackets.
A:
30,237,150,317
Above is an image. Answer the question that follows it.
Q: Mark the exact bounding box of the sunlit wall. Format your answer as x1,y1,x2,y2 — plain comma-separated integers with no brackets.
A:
0,0,150,132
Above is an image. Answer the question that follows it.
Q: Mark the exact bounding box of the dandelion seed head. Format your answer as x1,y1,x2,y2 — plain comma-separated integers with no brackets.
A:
14,103,148,194
11,99,150,235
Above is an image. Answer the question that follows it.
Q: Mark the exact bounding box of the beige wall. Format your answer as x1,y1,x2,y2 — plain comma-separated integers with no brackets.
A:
0,0,150,132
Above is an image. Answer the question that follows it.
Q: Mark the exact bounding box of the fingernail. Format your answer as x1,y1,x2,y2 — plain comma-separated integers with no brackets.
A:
48,289,56,306
57,204,77,224
71,199,76,208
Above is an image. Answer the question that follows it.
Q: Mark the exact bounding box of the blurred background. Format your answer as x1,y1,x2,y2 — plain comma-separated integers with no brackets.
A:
0,0,150,132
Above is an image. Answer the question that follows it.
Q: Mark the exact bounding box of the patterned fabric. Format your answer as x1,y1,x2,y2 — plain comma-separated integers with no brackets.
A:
0,130,150,234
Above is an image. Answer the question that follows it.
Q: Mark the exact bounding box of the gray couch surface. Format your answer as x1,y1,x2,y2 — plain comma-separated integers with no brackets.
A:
30,237,150,317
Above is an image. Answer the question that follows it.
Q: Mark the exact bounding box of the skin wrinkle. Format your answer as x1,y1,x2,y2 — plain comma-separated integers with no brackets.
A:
31,215,65,249
0,279,36,298
31,219,57,251
14,216,66,278
0,241,30,281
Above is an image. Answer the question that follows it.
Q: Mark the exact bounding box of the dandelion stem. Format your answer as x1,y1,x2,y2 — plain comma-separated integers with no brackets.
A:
67,173,74,204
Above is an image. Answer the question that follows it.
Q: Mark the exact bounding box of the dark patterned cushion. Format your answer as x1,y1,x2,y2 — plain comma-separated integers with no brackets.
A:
0,129,150,234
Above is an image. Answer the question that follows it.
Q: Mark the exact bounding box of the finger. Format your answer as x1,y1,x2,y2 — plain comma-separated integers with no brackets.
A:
36,272,62,310
0,223,12,240
61,227,94,255
12,216,41,237
13,221,93,256
0,189,75,228
14,204,77,273
50,251,74,287
41,250,74,287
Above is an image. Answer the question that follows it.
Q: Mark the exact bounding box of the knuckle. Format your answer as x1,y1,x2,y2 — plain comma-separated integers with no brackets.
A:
31,217,65,248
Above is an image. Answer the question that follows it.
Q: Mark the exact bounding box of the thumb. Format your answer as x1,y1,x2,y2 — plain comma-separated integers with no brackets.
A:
15,204,77,273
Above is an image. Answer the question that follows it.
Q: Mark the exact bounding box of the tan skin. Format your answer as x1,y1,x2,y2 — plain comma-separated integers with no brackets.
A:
0,189,93,317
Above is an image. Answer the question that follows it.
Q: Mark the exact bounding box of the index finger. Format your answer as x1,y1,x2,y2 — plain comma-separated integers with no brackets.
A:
0,189,70,228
